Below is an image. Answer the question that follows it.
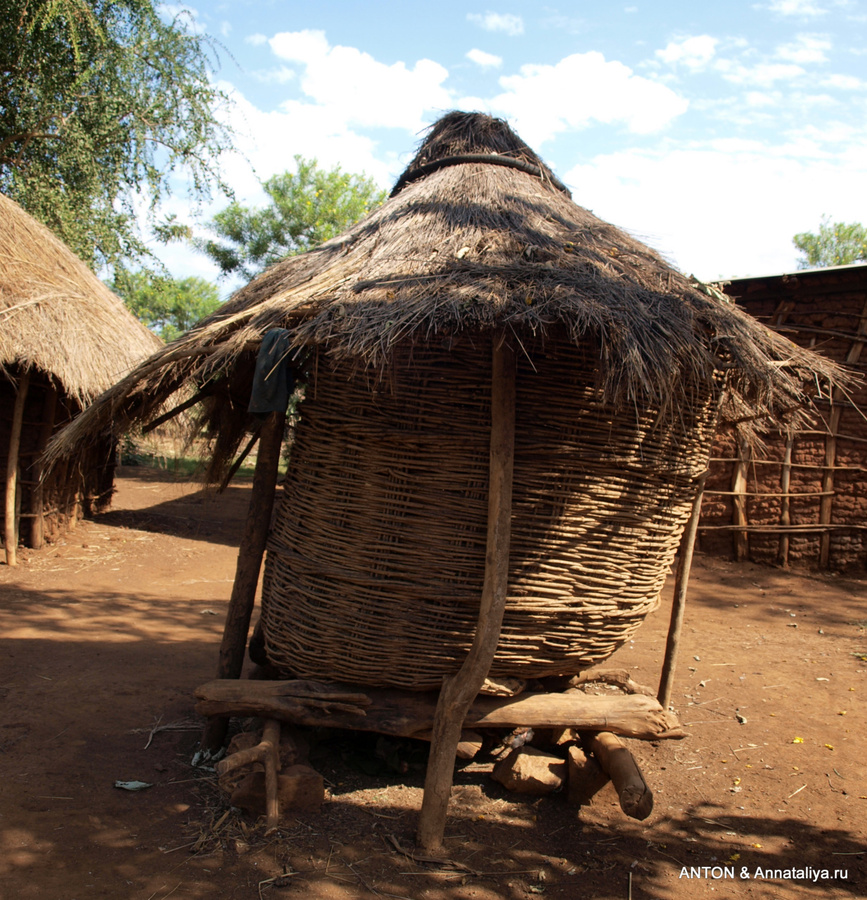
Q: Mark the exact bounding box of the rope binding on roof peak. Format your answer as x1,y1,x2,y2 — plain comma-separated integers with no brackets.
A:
390,153,572,198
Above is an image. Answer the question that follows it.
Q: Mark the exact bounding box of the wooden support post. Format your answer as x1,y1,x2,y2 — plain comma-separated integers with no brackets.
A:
29,383,58,550
5,368,31,567
657,473,706,711
820,407,842,569
730,435,750,562
141,387,212,434
777,437,794,568
819,302,866,568
216,718,282,831
219,426,262,493
200,410,286,754
417,334,516,852
262,719,281,831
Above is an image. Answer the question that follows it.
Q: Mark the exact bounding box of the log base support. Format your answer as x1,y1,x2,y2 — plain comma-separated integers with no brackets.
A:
583,730,654,821
195,679,685,741
215,719,282,832
198,678,677,833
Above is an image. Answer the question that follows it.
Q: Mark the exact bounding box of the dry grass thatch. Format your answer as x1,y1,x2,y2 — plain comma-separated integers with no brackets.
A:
49,111,850,474
0,192,160,403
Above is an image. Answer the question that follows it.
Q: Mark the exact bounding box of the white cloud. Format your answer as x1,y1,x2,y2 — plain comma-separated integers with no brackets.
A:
220,20,231,38
656,35,718,69
488,52,688,145
467,12,525,36
775,34,831,62
146,77,403,288
743,90,781,107
158,3,205,34
215,84,396,199
250,66,297,85
562,140,867,280
767,0,828,16
822,73,863,88
270,29,330,64
467,48,503,68
269,30,451,131
715,59,806,85
245,33,268,46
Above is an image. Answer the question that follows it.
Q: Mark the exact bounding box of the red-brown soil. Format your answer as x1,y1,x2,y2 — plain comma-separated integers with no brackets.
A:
1,466,865,900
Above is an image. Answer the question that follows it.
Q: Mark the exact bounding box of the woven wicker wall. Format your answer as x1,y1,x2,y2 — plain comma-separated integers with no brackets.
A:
260,331,719,689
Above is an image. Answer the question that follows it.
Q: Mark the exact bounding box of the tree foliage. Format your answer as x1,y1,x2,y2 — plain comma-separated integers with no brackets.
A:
793,216,867,269
0,0,233,271
197,156,386,281
112,270,221,341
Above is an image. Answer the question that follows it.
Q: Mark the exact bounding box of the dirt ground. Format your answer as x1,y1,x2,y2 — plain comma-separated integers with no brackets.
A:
1,466,865,900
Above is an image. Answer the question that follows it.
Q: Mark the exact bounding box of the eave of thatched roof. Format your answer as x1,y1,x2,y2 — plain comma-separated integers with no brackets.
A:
0,192,161,404
48,112,853,469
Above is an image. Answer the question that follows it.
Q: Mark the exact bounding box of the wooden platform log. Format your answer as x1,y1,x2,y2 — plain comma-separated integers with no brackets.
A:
194,679,685,741
584,731,654,821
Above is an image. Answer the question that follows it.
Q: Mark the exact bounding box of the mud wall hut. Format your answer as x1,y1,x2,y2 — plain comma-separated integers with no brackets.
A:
51,112,848,688
1,192,161,564
698,263,866,572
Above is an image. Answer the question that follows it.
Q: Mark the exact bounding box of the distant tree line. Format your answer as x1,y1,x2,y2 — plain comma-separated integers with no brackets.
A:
793,217,867,269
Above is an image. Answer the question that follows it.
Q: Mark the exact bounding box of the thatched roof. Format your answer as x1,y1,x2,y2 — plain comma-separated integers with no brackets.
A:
0,192,160,403
50,111,849,471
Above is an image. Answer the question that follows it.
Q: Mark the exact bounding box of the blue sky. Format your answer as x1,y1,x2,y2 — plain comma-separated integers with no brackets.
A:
157,0,867,295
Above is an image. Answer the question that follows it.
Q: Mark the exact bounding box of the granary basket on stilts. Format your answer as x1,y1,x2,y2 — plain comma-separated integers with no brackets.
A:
49,111,853,847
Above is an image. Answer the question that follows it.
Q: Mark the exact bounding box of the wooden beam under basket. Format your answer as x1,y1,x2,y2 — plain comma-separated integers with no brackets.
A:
194,679,686,741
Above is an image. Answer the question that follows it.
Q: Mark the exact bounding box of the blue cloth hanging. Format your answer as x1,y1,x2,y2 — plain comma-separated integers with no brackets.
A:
248,328,297,417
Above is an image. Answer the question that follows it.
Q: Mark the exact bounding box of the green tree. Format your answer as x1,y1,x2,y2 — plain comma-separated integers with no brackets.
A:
112,270,221,341
793,216,867,269
197,156,386,281
0,0,233,272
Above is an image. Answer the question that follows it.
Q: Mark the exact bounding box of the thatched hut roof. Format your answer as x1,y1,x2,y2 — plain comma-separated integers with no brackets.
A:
50,111,848,471
0,192,160,403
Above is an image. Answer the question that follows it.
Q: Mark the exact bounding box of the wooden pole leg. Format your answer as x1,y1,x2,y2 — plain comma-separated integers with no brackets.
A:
5,368,31,567
29,383,58,551
657,473,706,711
200,409,286,756
417,333,516,852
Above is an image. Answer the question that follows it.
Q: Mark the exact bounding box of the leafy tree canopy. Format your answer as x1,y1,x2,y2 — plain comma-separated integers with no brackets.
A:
112,269,221,342
0,0,233,272
793,216,867,269
197,156,386,281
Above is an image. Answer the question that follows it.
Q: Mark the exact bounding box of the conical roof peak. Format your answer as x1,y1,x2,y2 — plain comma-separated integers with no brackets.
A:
391,111,571,197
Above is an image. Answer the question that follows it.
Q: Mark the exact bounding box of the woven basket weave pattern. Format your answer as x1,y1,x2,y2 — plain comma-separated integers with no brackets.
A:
261,334,718,688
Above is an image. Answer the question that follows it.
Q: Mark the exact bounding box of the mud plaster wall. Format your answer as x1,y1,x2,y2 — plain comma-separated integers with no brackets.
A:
699,267,867,573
